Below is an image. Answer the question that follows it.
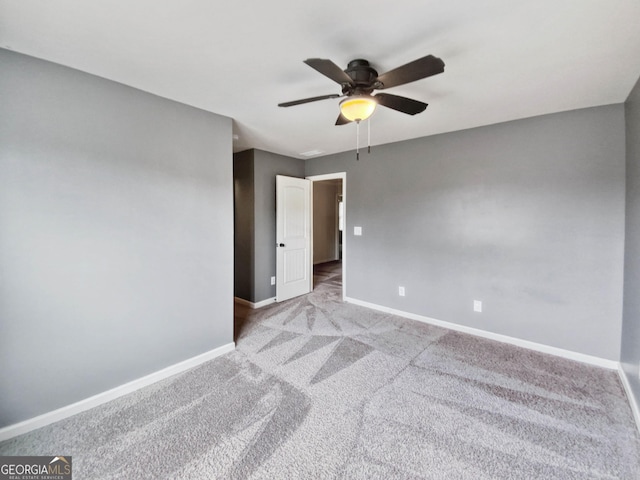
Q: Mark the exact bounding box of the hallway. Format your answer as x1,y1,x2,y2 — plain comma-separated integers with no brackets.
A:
313,260,342,290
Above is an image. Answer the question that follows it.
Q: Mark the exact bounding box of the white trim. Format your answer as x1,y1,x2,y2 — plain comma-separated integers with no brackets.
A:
234,296,276,309
307,172,347,301
0,342,235,442
306,173,346,182
618,365,640,434
314,257,338,265
345,297,619,370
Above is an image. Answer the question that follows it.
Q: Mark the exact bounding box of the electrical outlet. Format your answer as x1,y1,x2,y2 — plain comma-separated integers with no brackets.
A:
271,276,276,286
399,286,406,297
473,300,482,312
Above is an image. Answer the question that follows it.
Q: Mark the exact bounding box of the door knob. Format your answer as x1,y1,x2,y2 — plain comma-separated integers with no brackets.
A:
278,243,285,247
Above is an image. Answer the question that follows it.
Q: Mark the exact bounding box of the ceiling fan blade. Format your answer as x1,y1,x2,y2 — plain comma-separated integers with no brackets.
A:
278,94,340,107
375,93,428,115
335,113,352,126
376,55,444,89
304,58,355,86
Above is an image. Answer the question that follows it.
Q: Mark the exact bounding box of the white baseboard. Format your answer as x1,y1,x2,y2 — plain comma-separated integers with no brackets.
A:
345,297,619,370
314,257,339,265
234,296,276,309
618,365,640,434
0,342,235,442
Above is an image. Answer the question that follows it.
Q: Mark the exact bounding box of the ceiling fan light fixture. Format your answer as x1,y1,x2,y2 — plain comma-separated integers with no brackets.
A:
339,95,377,122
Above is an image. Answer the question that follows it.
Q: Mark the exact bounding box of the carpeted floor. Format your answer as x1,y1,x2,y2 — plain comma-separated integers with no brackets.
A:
1,260,639,479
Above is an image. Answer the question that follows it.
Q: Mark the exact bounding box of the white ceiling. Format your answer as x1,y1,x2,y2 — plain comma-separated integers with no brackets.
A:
2,0,640,159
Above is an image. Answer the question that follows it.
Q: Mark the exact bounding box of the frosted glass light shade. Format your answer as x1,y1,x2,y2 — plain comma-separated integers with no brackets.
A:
340,96,377,122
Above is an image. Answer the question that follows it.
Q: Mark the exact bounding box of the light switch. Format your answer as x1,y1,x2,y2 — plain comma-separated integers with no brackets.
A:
354,226,362,236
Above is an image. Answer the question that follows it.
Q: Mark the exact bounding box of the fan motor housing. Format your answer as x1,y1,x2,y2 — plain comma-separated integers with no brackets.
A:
345,59,378,92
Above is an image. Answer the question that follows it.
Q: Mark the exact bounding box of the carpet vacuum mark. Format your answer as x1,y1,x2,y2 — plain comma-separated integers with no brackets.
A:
1,265,639,478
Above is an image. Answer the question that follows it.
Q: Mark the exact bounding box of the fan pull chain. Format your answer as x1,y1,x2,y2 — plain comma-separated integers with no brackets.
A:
356,120,360,161
368,117,371,154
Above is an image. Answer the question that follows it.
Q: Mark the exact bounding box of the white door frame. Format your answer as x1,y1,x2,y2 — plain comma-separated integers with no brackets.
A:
307,172,347,301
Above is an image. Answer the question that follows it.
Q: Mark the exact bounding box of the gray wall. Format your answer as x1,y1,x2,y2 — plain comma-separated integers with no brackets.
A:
306,105,625,360
232,149,304,303
253,150,305,301
0,49,234,427
622,75,640,402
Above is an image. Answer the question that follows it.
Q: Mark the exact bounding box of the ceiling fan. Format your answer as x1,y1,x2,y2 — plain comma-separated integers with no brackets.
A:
278,55,445,125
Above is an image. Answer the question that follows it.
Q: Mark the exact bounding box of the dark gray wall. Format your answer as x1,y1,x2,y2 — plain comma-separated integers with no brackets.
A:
232,149,304,303
0,49,234,427
233,150,255,301
253,150,305,302
622,75,640,401
306,105,625,360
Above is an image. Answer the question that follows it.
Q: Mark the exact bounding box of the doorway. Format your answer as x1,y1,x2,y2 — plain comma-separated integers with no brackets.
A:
307,173,346,300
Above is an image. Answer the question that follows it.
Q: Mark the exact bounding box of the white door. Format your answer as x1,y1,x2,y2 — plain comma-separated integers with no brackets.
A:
276,175,312,302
